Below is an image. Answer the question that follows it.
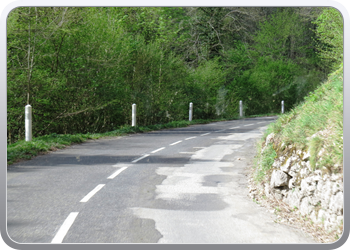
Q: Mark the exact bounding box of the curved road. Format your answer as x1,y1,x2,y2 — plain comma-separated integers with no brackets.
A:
6,117,315,244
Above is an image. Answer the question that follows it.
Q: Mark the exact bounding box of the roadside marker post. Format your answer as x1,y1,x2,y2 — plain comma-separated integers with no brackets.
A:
132,103,136,127
281,100,284,114
239,100,243,117
189,102,193,121
25,104,32,141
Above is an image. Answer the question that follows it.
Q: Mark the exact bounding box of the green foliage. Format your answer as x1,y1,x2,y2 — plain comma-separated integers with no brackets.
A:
247,57,300,114
253,9,309,62
190,58,228,119
7,7,336,144
313,7,343,69
188,7,229,61
243,8,327,115
309,136,324,170
254,143,276,182
262,67,343,171
7,7,194,143
252,68,343,193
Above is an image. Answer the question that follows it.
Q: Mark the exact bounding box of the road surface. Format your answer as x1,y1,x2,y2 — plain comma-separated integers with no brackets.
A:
6,117,315,244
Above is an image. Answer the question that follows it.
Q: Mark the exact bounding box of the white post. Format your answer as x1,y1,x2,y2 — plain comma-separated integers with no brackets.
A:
239,100,243,117
189,102,193,121
132,103,136,127
25,104,32,141
281,100,284,114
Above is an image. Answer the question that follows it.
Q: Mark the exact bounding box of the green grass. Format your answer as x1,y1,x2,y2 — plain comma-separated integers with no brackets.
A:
254,143,277,182
7,114,276,166
309,136,324,171
256,66,343,178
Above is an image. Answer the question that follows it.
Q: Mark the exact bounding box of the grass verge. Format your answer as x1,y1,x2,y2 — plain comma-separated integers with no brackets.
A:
7,114,277,166
250,67,343,242
255,67,343,177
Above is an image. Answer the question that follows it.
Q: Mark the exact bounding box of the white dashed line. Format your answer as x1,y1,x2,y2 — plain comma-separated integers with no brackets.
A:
200,133,211,136
80,184,105,203
230,126,240,129
112,163,131,168
107,167,128,179
52,119,276,245
170,140,182,146
132,154,150,163
185,136,196,140
51,212,79,243
151,147,165,153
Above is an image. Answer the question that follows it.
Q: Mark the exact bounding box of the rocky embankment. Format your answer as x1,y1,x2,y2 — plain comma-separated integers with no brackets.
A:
249,132,343,243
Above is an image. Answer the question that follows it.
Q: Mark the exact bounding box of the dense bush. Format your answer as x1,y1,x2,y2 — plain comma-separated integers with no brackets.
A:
7,7,340,144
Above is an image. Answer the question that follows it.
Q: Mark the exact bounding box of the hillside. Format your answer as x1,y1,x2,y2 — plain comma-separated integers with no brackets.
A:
250,67,343,243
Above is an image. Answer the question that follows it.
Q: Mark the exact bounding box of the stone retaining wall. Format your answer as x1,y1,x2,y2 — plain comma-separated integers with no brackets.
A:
261,133,343,232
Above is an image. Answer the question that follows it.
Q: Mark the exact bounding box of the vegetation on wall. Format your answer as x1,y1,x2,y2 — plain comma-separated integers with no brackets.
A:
253,5,344,179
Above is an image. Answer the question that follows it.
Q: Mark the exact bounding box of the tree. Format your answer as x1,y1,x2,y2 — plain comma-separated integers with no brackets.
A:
7,7,333,144
313,7,343,69
7,7,86,141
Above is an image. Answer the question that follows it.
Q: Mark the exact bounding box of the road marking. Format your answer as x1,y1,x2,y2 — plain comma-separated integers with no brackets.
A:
244,124,254,126
193,147,205,149
107,167,128,179
257,122,265,124
179,152,196,154
185,136,196,140
132,154,150,163
200,133,211,136
51,212,79,243
112,163,131,168
170,140,182,146
151,147,165,153
80,184,105,203
230,126,240,129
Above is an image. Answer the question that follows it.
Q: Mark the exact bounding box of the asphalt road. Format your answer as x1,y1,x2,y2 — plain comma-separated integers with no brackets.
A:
6,117,316,244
